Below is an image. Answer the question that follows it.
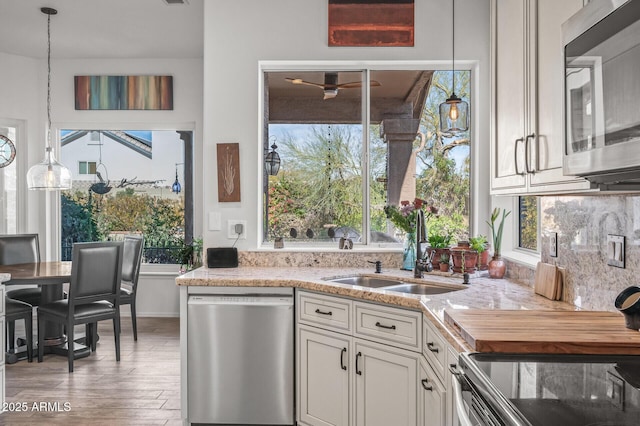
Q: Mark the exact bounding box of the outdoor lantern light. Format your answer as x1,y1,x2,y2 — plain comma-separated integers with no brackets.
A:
265,138,281,176
27,7,72,191
439,0,469,135
172,163,183,194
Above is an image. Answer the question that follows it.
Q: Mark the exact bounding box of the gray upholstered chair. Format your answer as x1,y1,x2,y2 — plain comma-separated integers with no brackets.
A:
37,241,123,373
0,234,42,306
119,235,144,341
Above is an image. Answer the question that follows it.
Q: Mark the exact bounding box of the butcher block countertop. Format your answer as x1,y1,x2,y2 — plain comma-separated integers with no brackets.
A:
176,266,632,354
444,309,640,355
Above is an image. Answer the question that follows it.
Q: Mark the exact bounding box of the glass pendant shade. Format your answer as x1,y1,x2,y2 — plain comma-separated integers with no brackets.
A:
27,146,72,190
172,174,182,194
439,93,469,135
265,144,281,176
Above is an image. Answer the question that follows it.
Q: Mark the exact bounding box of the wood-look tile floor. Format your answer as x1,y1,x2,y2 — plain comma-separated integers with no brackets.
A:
2,317,181,425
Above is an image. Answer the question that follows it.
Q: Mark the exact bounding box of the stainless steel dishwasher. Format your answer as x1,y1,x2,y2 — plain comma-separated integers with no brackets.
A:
187,287,294,425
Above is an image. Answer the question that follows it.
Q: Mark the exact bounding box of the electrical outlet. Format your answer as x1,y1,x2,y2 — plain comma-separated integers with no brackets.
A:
549,232,558,257
607,234,625,268
228,220,247,239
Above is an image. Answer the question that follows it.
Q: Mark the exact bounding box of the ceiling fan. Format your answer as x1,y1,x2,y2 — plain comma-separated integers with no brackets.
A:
285,73,381,100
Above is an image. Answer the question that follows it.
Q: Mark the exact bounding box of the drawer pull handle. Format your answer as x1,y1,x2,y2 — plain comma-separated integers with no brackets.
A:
356,351,362,375
427,342,439,353
421,379,433,391
375,321,396,330
315,308,333,316
340,347,347,371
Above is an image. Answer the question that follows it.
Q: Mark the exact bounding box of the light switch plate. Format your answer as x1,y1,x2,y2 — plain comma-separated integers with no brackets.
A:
607,234,625,268
208,212,221,231
549,232,558,257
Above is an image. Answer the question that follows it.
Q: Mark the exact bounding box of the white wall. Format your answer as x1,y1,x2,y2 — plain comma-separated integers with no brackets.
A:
202,0,491,251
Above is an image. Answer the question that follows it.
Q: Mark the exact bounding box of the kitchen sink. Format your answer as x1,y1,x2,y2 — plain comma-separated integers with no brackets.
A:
326,276,461,295
329,276,405,288
381,283,459,295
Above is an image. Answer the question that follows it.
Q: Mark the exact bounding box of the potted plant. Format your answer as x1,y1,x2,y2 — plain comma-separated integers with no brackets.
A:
438,253,450,272
487,207,511,278
450,240,478,274
427,233,452,270
469,235,489,271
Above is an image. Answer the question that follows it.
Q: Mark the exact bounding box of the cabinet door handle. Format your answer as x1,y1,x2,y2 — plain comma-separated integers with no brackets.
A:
315,308,333,316
514,137,525,175
340,347,347,371
525,133,536,173
427,342,439,353
356,351,362,375
421,378,433,391
375,321,396,330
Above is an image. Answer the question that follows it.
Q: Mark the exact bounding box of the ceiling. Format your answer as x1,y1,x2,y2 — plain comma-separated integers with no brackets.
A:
0,0,204,59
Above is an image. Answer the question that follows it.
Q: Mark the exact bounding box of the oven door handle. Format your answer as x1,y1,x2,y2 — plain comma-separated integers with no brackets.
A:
450,365,474,426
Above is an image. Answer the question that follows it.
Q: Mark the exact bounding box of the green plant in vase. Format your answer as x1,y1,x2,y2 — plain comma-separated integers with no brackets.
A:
427,233,452,270
469,234,488,270
438,253,450,272
486,208,511,278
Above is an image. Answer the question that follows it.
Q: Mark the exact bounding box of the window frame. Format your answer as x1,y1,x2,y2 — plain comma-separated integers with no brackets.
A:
51,121,196,265
258,60,480,249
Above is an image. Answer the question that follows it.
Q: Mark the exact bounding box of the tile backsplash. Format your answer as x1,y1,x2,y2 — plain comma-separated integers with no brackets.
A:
541,195,640,312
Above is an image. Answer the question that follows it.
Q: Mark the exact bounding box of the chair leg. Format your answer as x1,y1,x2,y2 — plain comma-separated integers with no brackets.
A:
113,316,120,362
25,312,33,363
37,315,44,363
84,324,92,351
8,320,15,352
67,320,74,373
90,323,97,351
130,303,138,341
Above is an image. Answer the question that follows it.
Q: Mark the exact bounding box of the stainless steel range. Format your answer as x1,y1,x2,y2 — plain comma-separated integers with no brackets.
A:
452,352,640,426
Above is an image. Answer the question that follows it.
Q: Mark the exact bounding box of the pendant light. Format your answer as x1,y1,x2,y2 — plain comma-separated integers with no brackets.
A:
439,0,469,135
172,163,183,194
265,137,281,176
27,7,72,191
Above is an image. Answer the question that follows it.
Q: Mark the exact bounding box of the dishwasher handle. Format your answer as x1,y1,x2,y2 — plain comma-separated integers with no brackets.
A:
188,295,293,306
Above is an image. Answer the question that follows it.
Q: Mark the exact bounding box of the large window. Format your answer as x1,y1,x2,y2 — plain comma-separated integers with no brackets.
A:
263,67,471,247
59,130,193,263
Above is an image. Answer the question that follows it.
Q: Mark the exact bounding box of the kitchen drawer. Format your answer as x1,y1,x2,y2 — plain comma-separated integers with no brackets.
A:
423,317,447,380
297,291,352,333
354,301,422,351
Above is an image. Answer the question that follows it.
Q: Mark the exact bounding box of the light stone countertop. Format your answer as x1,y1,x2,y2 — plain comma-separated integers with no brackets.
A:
176,266,577,352
0,273,10,283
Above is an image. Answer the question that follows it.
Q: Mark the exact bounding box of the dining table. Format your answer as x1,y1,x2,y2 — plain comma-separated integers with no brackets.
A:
0,261,92,362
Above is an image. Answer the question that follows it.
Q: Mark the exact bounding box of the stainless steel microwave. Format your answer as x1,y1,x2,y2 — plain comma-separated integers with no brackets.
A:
563,0,640,188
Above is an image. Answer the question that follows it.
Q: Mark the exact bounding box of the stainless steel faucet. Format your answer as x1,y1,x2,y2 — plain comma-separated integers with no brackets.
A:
414,209,432,277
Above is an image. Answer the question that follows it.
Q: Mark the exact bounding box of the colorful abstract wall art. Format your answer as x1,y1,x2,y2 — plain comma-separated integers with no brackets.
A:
74,75,173,110
328,0,414,47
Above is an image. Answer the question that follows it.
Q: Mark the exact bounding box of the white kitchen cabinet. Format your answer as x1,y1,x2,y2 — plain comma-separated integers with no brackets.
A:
355,340,418,426
445,346,460,426
299,326,351,426
420,356,445,426
297,291,424,426
491,0,591,194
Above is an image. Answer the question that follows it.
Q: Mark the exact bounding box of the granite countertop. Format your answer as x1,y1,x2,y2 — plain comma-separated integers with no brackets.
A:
0,273,10,283
176,266,578,352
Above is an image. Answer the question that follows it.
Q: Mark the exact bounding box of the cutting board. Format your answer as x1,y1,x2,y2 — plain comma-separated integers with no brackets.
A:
534,262,563,300
444,309,640,354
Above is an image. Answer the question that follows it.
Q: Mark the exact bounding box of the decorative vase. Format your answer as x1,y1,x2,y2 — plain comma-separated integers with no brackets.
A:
402,231,416,271
488,255,506,279
450,241,478,274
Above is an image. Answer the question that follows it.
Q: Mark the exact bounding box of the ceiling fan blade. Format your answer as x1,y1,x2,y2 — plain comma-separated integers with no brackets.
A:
337,80,382,89
285,77,326,89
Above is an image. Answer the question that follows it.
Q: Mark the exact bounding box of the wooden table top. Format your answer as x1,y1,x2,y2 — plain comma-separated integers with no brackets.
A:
0,261,71,285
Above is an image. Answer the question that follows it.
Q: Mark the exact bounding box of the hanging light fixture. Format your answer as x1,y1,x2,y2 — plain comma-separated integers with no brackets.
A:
172,163,183,194
439,0,469,136
27,7,72,191
265,136,281,176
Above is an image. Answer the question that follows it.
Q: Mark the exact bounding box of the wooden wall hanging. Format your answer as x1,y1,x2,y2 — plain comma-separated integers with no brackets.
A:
217,143,241,202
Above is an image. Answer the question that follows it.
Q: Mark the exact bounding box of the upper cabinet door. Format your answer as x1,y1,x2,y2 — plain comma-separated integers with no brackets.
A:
491,0,528,194
491,0,591,195
529,0,591,191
